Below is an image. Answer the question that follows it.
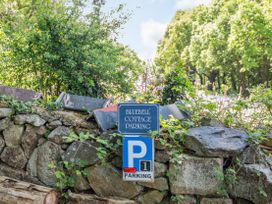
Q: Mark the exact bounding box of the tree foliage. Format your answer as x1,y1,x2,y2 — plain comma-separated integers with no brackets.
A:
0,0,143,100
156,0,272,96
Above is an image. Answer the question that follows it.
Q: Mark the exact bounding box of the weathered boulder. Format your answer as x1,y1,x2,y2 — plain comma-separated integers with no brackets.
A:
155,150,170,163
27,148,38,178
48,126,70,144
237,144,269,165
51,111,92,128
21,125,46,158
36,141,62,186
0,146,27,169
169,154,223,196
138,177,168,191
0,108,12,119
73,173,91,191
137,190,166,204
0,118,11,131
227,164,272,204
3,123,24,147
185,126,249,157
14,114,46,127
62,141,99,166
154,162,167,177
47,120,62,130
200,198,233,204
87,164,143,199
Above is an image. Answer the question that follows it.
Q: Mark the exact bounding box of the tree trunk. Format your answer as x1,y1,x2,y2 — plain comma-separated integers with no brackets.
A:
207,70,218,91
260,56,270,87
231,74,237,92
217,72,221,92
239,71,248,98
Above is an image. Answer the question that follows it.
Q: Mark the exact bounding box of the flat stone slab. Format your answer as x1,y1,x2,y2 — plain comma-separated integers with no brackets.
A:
160,104,187,120
185,126,249,157
93,105,117,131
56,92,110,112
169,154,223,196
0,85,42,102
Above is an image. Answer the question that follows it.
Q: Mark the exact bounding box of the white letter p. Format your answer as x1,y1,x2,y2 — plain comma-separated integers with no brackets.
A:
128,141,147,168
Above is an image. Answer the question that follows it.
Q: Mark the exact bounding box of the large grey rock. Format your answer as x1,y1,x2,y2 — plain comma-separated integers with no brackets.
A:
36,141,62,186
48,126,70,144
47,120,62,129
160,104,187,120
0,118,11,131
62,141,99,166
237,144,271,165
137,190,166,204
169,154,223,196
0,146,27,169
138,177,168,191
0,85,42,102
56,92,110,112
154,162,167,177
200,198,233,204
14,114,46,127
51,111,92,128
185,126,249,157
21,125,46,158
155,150,170,163
0,108,12,118
74,173,91,191
93,105,117,131
87,164,143,199
227,164,272,204
27,148,38,178
3,124,24,147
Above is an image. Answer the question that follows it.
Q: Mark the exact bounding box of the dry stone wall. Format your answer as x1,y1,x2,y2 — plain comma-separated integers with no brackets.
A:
0,104,270,204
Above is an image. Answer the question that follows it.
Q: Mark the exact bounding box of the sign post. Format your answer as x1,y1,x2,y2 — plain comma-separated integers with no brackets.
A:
118,104,159,182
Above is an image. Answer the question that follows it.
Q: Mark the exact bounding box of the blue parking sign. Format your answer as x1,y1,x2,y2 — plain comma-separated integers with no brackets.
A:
122,136,154,181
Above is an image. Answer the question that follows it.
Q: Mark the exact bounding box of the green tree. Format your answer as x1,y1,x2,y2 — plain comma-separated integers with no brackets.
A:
156,0,272,96
0,0,142,100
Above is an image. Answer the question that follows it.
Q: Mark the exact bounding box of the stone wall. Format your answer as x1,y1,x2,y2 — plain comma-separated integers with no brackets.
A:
0,105,271,204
